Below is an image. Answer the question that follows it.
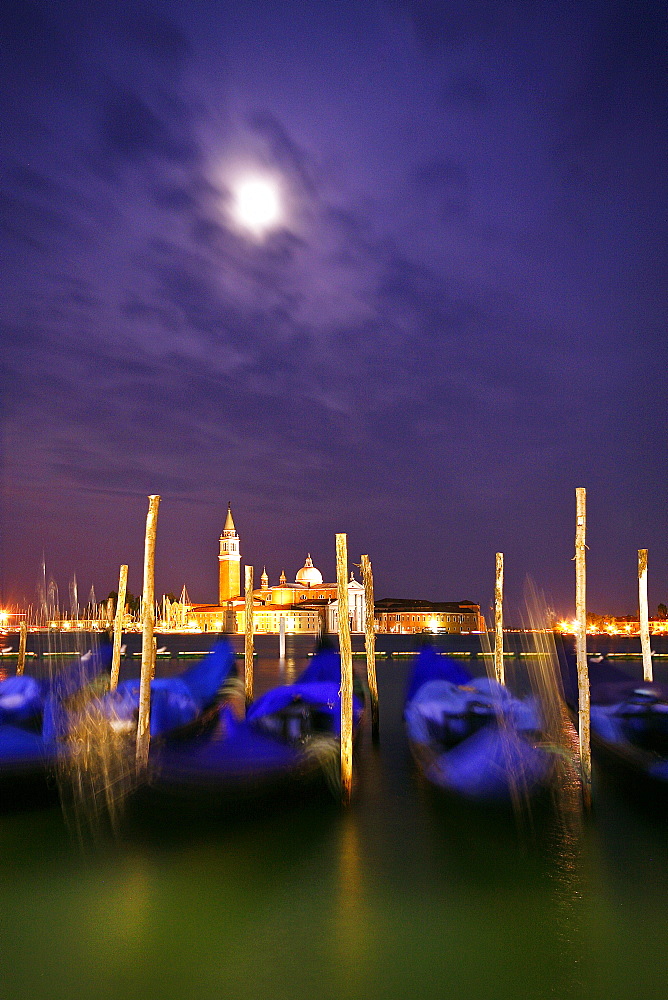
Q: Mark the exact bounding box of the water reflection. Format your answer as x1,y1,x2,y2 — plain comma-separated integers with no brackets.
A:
3,634,668,999
282,653,297,683
539,782,590,998
332,813,375,982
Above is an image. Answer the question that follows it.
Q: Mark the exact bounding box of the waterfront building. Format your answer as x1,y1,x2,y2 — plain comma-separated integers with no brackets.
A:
190,506,481,636
374,598,483,635
253,555,366,631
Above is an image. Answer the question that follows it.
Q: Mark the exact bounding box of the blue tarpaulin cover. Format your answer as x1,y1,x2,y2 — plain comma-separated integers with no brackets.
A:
42,645,113,743
247,681,363,736
405,646,551,803
404,646,471,704
152,646,362,795
0,724,48,764
99,640,235,737
2,645,113,774
0,675,44,725
559,648,668,787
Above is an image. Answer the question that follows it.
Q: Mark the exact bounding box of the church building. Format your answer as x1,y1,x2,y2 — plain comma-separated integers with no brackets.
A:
189,505,366,634
219,503,241,604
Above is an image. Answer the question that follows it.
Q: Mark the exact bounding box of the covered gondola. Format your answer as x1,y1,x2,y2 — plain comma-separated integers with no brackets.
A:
143,646,364,811
404,647,555,805
560,650,668,802
0,646,112,806
0,642,235,810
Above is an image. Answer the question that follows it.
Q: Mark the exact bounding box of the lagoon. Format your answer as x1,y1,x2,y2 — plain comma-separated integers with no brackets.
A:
1,635,667,1000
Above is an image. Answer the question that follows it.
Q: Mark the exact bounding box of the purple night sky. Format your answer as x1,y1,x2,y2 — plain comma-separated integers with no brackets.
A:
1,1,666,621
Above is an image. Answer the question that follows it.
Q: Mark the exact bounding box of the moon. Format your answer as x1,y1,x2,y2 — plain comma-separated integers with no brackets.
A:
232,176,281,235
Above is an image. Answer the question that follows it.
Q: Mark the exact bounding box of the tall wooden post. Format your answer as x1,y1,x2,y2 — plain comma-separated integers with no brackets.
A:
638,548,652,683
244,566,254,707
16,621,27,676
494,552,504,685
361,554,379,742
575,487,591,808
136,495,160,770
110,564,128,691
336,534,353,805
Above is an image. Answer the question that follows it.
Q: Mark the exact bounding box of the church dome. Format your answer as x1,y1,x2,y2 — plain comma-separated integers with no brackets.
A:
295,554,323,587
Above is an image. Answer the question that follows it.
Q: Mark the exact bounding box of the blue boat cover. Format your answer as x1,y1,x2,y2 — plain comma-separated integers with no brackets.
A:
589,692,668,761
247,648,363,737
405,647,551,803
405,646,474,704
297,648,342,685
2,646,113,770
0,675,44,725
425,725,552,802
100,640,235,738
153,646,362,793
405,677,541,745
0,723,48,764
41,645,113,743
157,713,302,782
1,643,235,779
559,648,668,777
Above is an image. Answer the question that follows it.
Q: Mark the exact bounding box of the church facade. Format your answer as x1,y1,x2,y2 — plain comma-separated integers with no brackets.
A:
190,505,366,634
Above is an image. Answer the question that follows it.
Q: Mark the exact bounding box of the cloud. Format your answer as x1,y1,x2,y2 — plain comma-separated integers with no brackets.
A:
248,110,318,197
97,87,199,168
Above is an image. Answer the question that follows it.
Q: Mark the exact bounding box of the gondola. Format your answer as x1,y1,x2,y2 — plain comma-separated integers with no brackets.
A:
0,642,235,809
560,649,668,801
0,672,47,729
143,645,365,812
0,646,112,806
404,647,555,805
96,640,236,739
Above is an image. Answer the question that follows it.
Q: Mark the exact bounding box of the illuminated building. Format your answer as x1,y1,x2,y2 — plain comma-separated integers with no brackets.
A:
375,598,483,634
218,504,241,603
191,509,365,633
190,506,481,636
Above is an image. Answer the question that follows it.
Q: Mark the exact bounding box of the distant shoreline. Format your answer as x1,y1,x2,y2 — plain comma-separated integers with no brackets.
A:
1,629,667,660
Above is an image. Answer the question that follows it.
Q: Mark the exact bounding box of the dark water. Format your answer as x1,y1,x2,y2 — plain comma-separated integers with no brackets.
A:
1,635,668,1000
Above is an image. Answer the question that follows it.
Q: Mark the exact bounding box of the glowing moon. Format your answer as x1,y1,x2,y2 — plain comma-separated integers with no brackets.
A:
232,177,281,235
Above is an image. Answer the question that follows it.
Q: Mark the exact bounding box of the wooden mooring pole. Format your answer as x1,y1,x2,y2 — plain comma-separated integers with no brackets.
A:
244,565,254,707
16,620,27,676
638,549,652,683
494,552,504,685
575,487,591,808
136,495,160,770
361,554,379,742
336,534,353,805
110,564,128,691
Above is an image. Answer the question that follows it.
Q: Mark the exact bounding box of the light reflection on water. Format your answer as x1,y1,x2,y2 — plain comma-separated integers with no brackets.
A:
332,814,375,986
1,638,668,999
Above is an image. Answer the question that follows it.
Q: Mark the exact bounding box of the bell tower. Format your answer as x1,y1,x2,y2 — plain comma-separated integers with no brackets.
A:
218,503,241,603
